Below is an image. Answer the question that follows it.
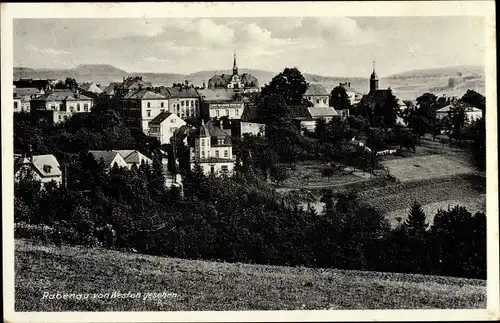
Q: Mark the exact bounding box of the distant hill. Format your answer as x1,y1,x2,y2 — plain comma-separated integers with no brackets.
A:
387,65,484,79
13,64,485,100
71,64,128,77
13,65,363,89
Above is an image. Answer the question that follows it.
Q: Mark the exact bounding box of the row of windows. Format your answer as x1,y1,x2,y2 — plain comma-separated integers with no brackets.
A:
198,149,229,158
50,103,89,112
146,101,166,108
175,100,198,108
215,109,239,117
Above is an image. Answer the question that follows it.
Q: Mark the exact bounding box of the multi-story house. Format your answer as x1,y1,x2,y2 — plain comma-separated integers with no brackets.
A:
149,112,187,145
13,87,44,113
198,89,245,120
14,154,63,188
30,89,93,123
189,120,235,175
117,89,169,135
158,84,200,120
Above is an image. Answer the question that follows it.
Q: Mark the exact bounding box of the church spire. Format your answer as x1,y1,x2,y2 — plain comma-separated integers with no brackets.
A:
370,60,379,93
232,52,238,75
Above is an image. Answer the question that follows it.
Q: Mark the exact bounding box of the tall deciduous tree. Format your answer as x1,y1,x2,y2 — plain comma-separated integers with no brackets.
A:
330,86,351,110
261,67,308,106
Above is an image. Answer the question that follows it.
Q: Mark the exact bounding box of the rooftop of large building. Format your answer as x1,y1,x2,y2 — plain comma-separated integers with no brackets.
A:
304,84,329,96
33,90,93,101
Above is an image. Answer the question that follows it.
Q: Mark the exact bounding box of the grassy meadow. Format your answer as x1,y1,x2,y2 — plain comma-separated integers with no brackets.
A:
15,239,486,311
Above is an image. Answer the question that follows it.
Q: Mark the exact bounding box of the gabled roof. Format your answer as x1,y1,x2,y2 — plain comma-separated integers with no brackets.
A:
15,154,62,177
80,82,103,94
123,89,167,100
149,112,174,125
102,83,120,96
88,150,121,167
436,104,483,113
113,150,152,164
198,89,235,102
304,84,328,96
308,106,339,118
118,76,153,91
34,90,92,102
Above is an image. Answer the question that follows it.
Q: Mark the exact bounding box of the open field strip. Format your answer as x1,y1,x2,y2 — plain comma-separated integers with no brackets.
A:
15,239,486,311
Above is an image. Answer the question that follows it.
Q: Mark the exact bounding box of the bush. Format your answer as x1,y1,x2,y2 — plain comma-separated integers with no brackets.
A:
322,167,335,177
15,222,54,242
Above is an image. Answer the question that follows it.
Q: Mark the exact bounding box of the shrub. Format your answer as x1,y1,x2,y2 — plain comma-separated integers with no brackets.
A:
322,167,335,177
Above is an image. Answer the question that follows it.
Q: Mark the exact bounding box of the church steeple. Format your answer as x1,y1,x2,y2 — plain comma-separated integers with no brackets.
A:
370,60,379,93
232,52,238,75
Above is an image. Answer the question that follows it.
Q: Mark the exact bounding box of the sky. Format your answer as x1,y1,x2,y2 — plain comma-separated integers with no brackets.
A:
13,16,485,77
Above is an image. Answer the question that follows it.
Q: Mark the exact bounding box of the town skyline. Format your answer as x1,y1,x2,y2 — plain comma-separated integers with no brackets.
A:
14,16,485,78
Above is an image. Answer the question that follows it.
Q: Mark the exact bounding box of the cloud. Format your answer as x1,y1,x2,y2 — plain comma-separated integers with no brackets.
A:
197,19,235,44
26,44,69,56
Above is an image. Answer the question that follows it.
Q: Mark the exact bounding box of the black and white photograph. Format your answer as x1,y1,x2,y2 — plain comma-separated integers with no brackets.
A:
2,2,498,322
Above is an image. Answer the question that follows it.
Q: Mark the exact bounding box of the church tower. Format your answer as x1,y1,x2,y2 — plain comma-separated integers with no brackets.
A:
370,60,379,93
232,52,238,76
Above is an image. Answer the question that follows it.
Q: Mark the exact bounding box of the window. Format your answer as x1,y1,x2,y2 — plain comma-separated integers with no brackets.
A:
84,103,88,112
60,104,66,112
316,99,320,104
147,102,151,108
323,98,327,104
216,110,220,117
160,109,165,113
51,105,56,110
147,110,151,117
225,109,229,116
224,150,228,158
70,106,74,112
215,150,219,157
14,102,18,110
77,103,80,111
181,101,185,106
170,127,177,133
58,115,62,121
200,139,204,146
221,165,229,173
161,102,164,108
191,109,194,116
210,165,215,173
201,151,205,158
170,118,175,123
236,109,239,115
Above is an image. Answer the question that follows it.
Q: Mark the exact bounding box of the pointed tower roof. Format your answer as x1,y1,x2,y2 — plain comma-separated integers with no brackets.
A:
195,120,210,138
370,60,379,80
232,52,238,75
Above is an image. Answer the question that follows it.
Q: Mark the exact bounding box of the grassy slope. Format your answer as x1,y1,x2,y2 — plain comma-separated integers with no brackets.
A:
15,239,486,311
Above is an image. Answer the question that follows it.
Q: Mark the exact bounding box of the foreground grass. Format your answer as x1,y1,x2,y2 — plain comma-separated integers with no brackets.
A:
15,239,486,311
